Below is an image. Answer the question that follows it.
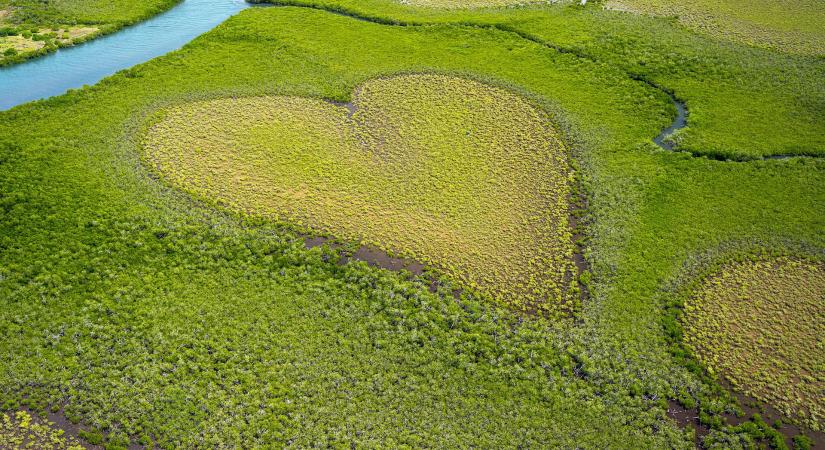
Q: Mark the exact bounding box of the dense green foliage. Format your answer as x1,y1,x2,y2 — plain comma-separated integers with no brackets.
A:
683,257,825,431
661,246,825,448
144,74,576,315
0,25,97,66
0,0,179,65
0,2,822,449
604,0,825,56
0,0,178,25
251,0,825,160
0,7,688,448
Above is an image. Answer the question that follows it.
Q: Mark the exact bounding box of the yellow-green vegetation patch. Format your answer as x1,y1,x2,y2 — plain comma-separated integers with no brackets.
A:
683,257,825,430
0,25,98,62
0,411,84,450
395,0,549,9
0,0,176,65
604,0,825,55
0,33,44,52
144,74,576,315
63,26,97,39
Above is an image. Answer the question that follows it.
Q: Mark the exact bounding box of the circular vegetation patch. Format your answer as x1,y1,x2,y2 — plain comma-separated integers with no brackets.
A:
143,74,576,315
683,257,825,431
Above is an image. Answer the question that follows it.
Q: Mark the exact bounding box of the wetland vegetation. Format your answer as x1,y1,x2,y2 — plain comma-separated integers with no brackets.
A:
603,0,825,56
0,0,822,448
144,74,577,315
0,410,84,450
683,257,825,432
0,0,179,65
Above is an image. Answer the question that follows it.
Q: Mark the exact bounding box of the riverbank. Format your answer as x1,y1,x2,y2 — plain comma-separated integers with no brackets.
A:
0,0,249,110
0,0,182,67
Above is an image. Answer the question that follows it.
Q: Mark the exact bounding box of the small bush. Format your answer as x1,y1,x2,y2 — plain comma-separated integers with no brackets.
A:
78,429,104,445
793,434,812,450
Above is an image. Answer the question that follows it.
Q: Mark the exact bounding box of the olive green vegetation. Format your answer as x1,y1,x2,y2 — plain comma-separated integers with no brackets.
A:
0,0,179,65
683,257,825,431
0,25,98,62
604,0,825,56
0,411,84,450
0,5,822,450
0,0,178,24
251,0,825,160
0,7,687,448
396,0,545,8
144,74,576,315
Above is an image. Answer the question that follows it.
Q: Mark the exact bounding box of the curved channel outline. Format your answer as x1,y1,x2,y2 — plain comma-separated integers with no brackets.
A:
651,91,687,151
0,0,818,162
0,0,253,111
250,0,825,162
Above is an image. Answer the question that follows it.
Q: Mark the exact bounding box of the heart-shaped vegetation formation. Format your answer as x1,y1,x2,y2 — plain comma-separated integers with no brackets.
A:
144,74,577,315
683,257,825,430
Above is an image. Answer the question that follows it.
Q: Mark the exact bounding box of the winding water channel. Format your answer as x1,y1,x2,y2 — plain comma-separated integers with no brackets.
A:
0,0,249,111
653,93,688,150
0,0,690,152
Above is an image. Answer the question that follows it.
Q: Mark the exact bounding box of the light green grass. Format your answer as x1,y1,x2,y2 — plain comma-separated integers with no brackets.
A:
396,0,546,8
144,74,575,315
0,4,822,449
250,0,825,160
0,7,688,448
0,33,45,52
683,257,825,431
0,0,179,65
0,0,178,24
45,0,179,23
604,0,825,55
0,25,97,54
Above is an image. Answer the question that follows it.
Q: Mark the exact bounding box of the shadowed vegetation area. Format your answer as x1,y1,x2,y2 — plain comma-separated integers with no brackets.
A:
0,411,84,450
0,0,179,65
0,2,822,449
144,74,576,315
683,257,825,432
